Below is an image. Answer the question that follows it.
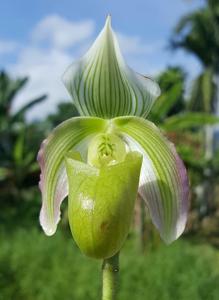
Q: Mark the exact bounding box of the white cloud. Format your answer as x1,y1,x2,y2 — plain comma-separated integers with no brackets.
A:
32,15,95,49
116,32,165,76
8,14,166,121
117,33,164,56
9,15,95,120
10,47,72,120
0,40,18,55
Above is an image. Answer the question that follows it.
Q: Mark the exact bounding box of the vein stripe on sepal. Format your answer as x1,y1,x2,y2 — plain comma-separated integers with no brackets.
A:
62,16,160,119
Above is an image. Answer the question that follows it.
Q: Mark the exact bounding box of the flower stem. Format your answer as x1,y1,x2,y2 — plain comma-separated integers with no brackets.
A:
102,253,119,300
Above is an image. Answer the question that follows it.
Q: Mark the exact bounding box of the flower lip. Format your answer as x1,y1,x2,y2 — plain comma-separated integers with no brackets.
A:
65,149,143,259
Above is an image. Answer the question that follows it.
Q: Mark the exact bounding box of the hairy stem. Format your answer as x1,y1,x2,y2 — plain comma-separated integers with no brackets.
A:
102,253,119,300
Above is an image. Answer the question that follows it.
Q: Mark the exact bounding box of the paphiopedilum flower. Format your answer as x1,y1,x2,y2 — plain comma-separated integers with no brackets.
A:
38,16,189,259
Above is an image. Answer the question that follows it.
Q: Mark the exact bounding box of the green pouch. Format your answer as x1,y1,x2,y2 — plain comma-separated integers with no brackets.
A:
65,151,142,259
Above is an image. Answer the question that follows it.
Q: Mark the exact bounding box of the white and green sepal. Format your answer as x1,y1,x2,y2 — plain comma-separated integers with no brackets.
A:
62,16,160,119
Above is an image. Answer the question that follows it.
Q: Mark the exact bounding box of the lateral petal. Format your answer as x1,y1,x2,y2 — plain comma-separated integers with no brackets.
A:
112,116,189,243
37,117,106,235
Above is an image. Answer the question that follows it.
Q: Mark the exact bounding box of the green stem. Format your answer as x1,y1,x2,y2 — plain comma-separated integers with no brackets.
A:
102,253,119,300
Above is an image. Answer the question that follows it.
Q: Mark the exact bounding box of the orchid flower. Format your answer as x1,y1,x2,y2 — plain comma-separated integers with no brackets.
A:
38,16,189,262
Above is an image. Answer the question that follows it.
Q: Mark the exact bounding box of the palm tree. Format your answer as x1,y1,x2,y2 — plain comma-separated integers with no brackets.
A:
171,0,219,159
149,67,186,122
148,66,219,132
0,71,47,212
0,71,47,128
172,0,219,66
170,2,219,236
0,71,47,161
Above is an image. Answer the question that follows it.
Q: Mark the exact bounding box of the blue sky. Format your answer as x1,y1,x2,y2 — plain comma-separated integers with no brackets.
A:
0,0,204,119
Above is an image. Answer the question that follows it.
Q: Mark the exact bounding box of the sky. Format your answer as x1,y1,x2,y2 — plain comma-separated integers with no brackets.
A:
0,0,204,120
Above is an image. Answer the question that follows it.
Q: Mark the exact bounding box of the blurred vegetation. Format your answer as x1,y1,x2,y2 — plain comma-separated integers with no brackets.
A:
1,0,219,299
171,0,219,113
168,0,219,246
0,229,219,300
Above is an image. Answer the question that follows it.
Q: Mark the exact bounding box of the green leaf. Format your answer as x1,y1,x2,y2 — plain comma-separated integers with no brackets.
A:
163,112,219,131
151,83,183,120
188,69,215,113
0,167,10,181
0,71,28,110
62,16,160,119
11,94,47,122
13,131,25,164
38,117,107,235
112,116,189,244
